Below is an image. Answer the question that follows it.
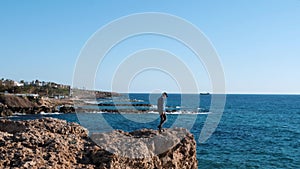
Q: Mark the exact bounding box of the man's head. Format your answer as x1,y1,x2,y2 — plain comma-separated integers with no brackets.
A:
162,92,168,98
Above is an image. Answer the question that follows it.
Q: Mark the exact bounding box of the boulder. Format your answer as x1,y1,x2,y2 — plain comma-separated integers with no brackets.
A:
59,106,75,113
91,128,198,169
0,103,13,116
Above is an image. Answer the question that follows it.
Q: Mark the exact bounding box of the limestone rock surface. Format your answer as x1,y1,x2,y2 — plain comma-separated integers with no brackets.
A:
0,118,198,169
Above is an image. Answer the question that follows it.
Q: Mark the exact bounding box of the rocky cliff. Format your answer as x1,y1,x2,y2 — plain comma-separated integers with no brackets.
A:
0,118,198,169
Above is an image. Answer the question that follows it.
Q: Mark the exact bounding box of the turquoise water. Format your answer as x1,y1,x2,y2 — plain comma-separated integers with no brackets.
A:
6,94,300,168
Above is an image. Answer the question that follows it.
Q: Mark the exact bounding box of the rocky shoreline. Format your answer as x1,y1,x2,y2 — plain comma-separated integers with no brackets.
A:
0,94,75,117
0,118,198,168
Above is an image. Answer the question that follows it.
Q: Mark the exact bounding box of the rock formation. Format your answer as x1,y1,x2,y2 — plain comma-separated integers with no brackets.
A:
0,118,198,169
0,94,75,116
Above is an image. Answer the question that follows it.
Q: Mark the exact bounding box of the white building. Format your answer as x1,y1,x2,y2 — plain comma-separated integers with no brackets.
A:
13,81,24,87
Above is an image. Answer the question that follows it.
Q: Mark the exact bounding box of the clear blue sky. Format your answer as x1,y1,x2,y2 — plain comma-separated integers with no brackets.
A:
0,0,299,94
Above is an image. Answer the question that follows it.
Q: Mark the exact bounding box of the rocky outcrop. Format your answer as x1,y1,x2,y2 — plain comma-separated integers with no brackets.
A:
59,106,75,113
91,128,198,169
0,94,75,116
0,118,198,169
0,103,13,116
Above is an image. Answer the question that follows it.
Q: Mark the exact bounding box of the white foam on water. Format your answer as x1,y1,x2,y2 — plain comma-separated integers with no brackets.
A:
147,111,159,114
131,99,144,102
196,112,212,115
167,111,211,115
150,105,158,109
80,111,107,114
147,111,211,115
84,100,99,104
40,112,62,115
75,110,211,114
12,112,27,116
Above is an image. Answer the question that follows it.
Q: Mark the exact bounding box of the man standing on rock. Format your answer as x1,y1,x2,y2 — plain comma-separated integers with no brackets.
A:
157,92,168,132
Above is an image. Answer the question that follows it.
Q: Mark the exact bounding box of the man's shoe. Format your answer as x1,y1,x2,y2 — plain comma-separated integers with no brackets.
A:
157,125,161,129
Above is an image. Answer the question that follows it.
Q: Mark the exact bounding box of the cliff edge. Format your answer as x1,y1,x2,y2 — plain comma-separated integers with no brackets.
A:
0,118,198,169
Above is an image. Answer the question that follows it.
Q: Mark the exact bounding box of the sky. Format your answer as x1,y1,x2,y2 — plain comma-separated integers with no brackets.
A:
0,0,299,94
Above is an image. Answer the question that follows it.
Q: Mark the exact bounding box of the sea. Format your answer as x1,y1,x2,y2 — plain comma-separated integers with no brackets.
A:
3,94,300,169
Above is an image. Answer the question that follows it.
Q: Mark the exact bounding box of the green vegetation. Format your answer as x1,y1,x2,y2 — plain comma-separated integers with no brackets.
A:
0,79,70,97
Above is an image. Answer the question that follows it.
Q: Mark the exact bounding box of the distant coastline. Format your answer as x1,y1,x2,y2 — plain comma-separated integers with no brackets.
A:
0,78,119,117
